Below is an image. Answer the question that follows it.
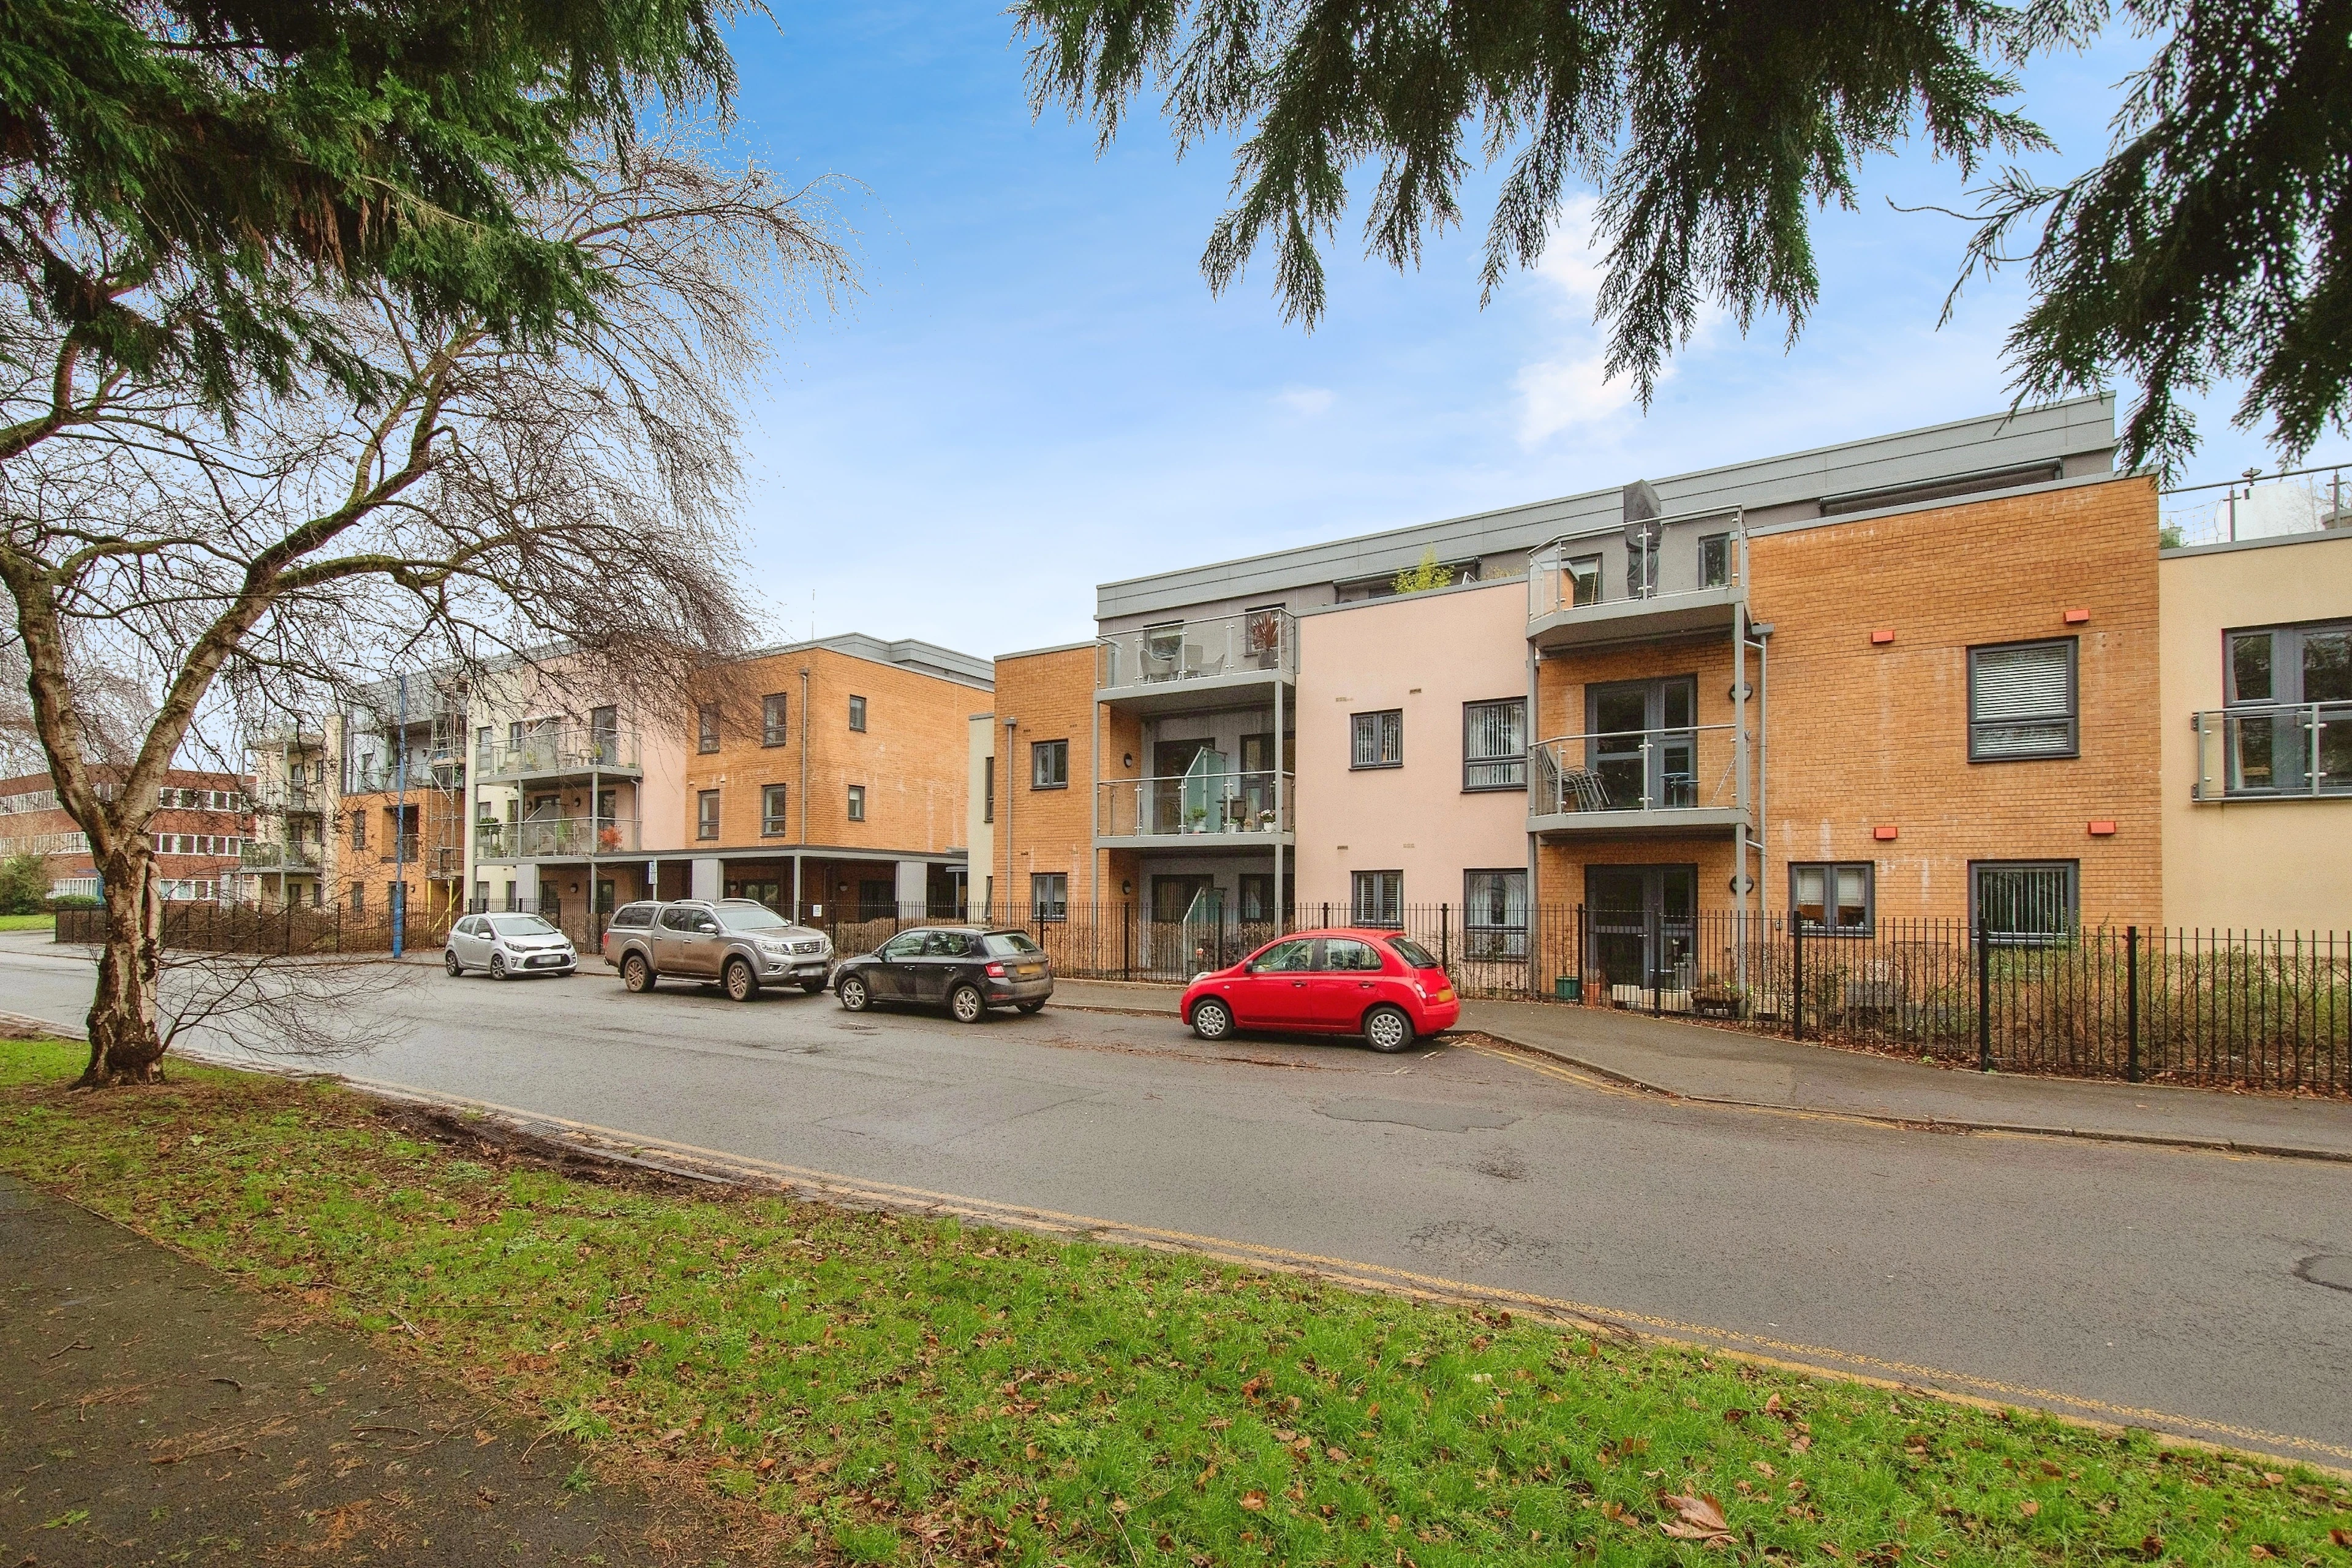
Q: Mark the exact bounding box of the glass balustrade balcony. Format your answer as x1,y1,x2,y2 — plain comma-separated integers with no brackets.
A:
1528,725,1749,834
1095,609,1297,714
239,841,322,871
1095,770,1294,847
2191,703,2352,799
474,727,641,783
473,816,640,860
1528,522,1746,650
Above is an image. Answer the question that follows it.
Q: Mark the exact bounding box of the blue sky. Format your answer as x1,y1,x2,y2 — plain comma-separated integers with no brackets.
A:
717,6,2351,660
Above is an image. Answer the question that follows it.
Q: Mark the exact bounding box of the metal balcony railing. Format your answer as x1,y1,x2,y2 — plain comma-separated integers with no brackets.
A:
1096,609,1297,692
474,816,640,859
2161,464,2352,549
254,780,322,813
1530,725,1745,817
2191,703,2352,799
1096,771,1294,838
382,833,421,862
239,841,322,871
475,726,639,780
1528,528,1745,625
345,750,464,794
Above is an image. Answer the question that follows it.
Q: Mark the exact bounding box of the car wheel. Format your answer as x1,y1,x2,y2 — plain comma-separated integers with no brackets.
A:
622,952,654,993
443,951,462,977
948,984,986,1023
489,952,508,981
838,974,870,1012
723,957,758,1003
800,978,826,995
1015,1000,1046,1015
1363,1004,1415,1054
1190,998,1234,1041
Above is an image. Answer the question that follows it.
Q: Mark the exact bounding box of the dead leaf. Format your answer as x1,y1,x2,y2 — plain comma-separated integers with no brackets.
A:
2329,1527,2351,1548
2139,1535,2163,1559
1659,1493,1735,1545
1240,1491,1267,1512
1790,1434,1813,1454
1752,1461,1776,1479
2247,1547,2274,1561
1326,1446,1349,1463
2019,1501,2039,1517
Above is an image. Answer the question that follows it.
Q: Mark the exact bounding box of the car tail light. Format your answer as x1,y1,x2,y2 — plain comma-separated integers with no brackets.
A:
986,962,1007,978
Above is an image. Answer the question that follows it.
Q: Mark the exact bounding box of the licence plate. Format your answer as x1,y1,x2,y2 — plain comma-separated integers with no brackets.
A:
1436,989,1455,1001
1017,964,1044,978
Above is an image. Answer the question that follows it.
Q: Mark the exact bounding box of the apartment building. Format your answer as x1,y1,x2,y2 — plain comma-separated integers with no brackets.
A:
2157,472,2352,929
336,674,472,924
994,395,2163,983
0,766,254,902
244,721,336,906
676,635,990,921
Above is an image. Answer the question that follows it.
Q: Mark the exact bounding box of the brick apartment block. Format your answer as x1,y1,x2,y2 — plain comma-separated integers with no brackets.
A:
0,767,255,902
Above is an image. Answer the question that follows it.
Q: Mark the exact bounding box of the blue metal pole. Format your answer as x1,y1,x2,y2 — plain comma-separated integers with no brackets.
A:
392,675,407,957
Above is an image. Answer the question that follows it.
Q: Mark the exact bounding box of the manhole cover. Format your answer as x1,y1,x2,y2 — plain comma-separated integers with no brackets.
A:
2294,1254,2352,1293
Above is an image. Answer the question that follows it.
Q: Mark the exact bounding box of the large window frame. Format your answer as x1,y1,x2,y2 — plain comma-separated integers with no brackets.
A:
695,789,721,840
1969,860,2079,945
1031,738,1069,790
1462,698,1526,791
1350,869,1403,927
1350,709,1403,770
1789,861,1874,936
760,784,790,837
696,704,720,754
1463,868,1527,959
982,755,995,823
2221,619,2352,796
761,693,790,747
1031,872,1068,922
1967,638,2079,763
848,695,868,733
846,784,866,823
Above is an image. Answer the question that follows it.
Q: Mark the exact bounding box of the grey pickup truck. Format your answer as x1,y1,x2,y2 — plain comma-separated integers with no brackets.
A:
601,898,834,1002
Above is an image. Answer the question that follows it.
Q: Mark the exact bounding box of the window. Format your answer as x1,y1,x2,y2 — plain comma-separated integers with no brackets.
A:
350,883,364,914
659,905,699,931
1699,532,1732,589
1971,861,2078,944
697,704,720,753
1967,638,2078,761
1463,869,1528,958
846,784,865,822
982,755,995,823
2223,619,2352,794
350,811,367,850
1463,699,1526,790
1031,738,1069,789
848,695,867,731
1322,937,1384,972
762,693,790,747
1251,937,1317,972
1030,872,1068,921
1351,869,1403,927
761,784,790,836
1790,862,1872,935
1238,873,1278,923
1350,709,1403,769
696,789,720,840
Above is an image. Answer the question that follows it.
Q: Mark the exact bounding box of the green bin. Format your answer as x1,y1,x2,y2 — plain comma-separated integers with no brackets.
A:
1554,974,1582,1001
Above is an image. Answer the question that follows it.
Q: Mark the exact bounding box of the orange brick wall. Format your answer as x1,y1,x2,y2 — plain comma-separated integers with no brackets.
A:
989,645,1126,910
1749,475,2162,924
686,647,977,854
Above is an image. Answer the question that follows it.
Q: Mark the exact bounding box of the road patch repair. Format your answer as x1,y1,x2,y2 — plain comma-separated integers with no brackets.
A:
4,1036,2350,1566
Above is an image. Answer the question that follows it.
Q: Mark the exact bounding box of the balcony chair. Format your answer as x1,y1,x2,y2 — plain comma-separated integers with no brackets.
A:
1183,644,1226,680
1558,769,1610,813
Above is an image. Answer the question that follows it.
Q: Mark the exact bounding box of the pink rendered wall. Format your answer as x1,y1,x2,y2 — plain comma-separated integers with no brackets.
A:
1294,578,1530,911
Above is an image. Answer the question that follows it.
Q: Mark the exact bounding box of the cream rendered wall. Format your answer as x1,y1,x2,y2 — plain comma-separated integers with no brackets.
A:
967,712,995,914
2159,530,2352,929
1295,577,1530,911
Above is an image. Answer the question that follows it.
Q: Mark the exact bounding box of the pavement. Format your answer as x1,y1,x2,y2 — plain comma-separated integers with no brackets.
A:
0,1173,760,1566
1047,978,2352,1163
5,930,2351,1469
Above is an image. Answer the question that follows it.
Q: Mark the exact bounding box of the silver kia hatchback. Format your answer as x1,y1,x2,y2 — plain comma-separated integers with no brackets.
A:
444,911,578,979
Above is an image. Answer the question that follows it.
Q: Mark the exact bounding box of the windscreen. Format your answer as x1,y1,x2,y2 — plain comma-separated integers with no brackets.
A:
982,932,1042,957
490,915,559,937
1387,937,1443,970
717,902,790,930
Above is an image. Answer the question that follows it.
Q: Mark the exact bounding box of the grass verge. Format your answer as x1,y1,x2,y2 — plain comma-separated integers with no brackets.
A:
0,911,55,932
1,1038,2345,1566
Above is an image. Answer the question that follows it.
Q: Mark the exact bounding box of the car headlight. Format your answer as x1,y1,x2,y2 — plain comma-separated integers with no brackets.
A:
755,938,788,955
1191,971,1211,983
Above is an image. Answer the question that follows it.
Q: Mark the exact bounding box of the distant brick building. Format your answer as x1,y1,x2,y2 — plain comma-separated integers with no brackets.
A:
0,767,255,902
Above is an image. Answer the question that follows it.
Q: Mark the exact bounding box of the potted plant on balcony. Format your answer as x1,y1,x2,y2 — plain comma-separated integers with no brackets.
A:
598,824,622,853
1184,805,1208,834
1256,808,1278,832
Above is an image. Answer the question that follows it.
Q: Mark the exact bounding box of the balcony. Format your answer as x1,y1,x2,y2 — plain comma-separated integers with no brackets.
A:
1529,726,1748,837
475,816,640,860
1095,770,1294,851
2190,703,2352,800
239,841,322,872
379,833,422,863
253,780,323,815
1527,529,1745,650
1095,609,1297,714
345,751,466,794
474,726,641,783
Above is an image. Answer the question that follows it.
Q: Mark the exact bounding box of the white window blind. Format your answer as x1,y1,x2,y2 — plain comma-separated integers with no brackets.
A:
1463,700,1525,789
1969,641,2076,760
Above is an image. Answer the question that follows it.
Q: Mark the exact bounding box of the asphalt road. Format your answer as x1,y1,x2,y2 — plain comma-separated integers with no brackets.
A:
4,935,2349,1467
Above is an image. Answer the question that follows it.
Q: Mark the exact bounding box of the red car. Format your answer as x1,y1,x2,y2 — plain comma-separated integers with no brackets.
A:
1180,929,1459,1052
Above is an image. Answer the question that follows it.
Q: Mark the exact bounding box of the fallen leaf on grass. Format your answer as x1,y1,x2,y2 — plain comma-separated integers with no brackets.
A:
2330,1528,2351,1548
1240,1491,1267,1512
2019,1501,2040,1517
1660,1492,1735,1545
1790,1434,1813,1454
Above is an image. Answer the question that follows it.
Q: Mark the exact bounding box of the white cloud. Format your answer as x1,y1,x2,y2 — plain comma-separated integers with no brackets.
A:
1512,193,1648,445
1528,193,1609,306
1513,350,1637,445
1276,385,1336,416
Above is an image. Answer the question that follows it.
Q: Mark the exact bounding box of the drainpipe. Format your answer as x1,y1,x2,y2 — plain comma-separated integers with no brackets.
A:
798,665,810,914
1002,717,1017,921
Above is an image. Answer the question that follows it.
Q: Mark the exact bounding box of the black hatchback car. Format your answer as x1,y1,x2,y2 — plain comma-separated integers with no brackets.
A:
832,927,1054,1022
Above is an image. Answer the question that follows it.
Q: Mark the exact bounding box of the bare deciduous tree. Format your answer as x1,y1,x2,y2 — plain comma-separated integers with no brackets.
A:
0,132,854,1084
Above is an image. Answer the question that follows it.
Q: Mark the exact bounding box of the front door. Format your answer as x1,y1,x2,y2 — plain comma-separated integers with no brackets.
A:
1586,865,1697,995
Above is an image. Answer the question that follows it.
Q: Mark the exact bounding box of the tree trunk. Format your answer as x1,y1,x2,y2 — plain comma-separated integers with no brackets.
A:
81,850,165,1085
